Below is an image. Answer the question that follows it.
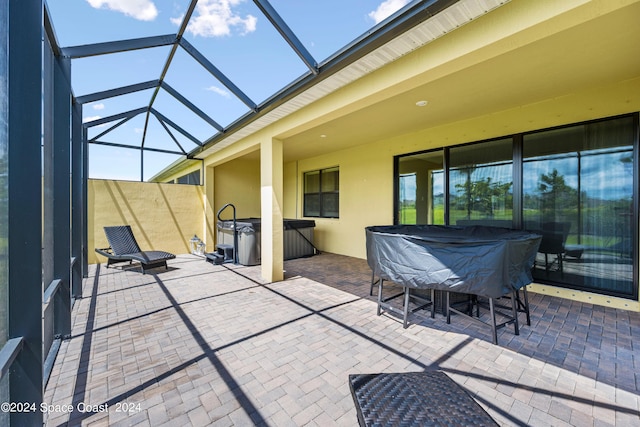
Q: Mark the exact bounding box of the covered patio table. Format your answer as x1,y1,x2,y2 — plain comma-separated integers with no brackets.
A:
365,225,541,343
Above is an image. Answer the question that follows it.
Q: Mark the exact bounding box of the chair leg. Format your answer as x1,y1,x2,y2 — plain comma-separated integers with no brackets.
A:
370,271,376,296
558,253,563,272
430,288,435,319
402,287,410,329
511,291,520,336
489,298,498,345
376,279,384,316
520,286,531,326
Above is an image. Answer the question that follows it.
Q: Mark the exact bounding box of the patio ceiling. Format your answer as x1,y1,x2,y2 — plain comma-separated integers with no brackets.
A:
46,0,511,180
278,0,640,161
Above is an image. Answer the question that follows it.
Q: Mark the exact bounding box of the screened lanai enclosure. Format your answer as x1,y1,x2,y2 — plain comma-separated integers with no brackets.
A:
46,0,458,183
1,0,475,424
2,0,640,425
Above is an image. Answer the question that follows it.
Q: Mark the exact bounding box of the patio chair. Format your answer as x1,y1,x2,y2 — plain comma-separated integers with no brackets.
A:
95,225,175,274
349,371,498,426
537,222,571,272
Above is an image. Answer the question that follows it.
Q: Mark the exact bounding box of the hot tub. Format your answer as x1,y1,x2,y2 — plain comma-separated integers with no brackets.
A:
365,225,541,343
217,218,316,266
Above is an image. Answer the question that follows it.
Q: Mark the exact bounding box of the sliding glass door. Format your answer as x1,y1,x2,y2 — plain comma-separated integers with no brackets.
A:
396,149,444,225
523,116,635,296
449,138,513,227
394,114,637,298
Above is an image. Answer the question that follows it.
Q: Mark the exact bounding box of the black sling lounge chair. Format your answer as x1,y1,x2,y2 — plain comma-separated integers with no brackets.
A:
95,225,176,274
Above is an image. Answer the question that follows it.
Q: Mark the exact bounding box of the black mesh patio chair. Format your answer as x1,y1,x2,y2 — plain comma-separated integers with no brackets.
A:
95,225,175,274
537,221,571,272
349,371,498,426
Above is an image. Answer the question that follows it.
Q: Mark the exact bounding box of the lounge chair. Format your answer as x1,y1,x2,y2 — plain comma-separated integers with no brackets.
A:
95,225,175,274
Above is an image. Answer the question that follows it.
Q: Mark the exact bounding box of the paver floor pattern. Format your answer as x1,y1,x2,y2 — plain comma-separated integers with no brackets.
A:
44,253,640,426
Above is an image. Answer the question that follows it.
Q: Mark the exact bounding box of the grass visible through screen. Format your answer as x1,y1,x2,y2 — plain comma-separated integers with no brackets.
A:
398,207,445,225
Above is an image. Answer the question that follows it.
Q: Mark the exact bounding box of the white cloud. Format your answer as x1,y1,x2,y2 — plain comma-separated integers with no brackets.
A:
86,0,158,21
134,128,144,134
83,115,108,128
170,14,184,26
83,115,102,123
178,0,257,37
369,0,410,24
205,85,230,98
92,103,105,110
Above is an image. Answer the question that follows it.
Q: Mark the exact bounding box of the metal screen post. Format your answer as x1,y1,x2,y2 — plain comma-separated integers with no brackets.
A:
72,100,84,297
5,1,44,425
82,126,89,278
52,53,72,338
0,3,8,423
42,20,72,382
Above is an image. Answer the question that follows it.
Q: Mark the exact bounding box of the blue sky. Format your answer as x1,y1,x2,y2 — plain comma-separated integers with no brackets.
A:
46,0,413,181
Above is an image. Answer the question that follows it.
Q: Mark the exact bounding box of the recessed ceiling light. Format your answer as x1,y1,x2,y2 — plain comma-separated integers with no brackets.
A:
416,100,428,107
320,134,327,138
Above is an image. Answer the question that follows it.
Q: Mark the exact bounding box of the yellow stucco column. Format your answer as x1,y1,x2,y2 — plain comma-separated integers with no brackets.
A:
204,165,215,252
261,138,284,282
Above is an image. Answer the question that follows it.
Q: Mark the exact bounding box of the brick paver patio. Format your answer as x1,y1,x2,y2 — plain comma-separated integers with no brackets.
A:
44,253,640,426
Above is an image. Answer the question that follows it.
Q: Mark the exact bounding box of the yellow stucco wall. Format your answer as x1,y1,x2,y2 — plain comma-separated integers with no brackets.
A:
194,157,261,250
289,146,393,257
88,179,205,264
213,157,261,219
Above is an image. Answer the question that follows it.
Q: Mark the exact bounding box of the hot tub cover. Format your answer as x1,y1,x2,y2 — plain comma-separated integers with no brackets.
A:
217,218,262,233
217,218,316,233
365,225,541,298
